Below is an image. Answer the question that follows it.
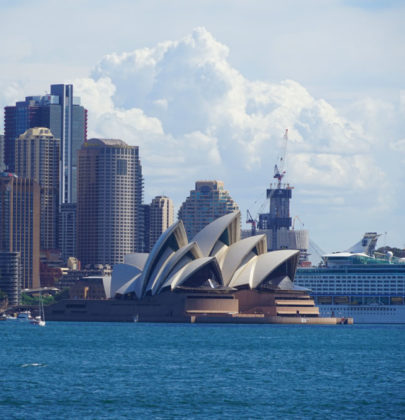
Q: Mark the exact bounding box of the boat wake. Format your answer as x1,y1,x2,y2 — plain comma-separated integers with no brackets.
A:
20,363,47,368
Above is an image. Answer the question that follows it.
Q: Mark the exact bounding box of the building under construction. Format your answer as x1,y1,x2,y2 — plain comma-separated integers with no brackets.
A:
248,130,309,264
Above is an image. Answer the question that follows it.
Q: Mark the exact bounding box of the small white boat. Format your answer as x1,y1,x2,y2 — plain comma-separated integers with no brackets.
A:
30,316,46,327
30,294,46,327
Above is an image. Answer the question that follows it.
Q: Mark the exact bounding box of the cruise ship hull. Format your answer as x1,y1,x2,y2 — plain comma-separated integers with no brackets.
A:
294,247,405,324
317,304,405,324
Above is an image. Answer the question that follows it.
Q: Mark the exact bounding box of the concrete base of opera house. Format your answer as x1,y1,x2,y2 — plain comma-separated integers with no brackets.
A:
45,289,353,325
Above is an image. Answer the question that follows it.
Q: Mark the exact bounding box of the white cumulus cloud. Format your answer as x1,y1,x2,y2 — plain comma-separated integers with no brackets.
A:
69,27,401,242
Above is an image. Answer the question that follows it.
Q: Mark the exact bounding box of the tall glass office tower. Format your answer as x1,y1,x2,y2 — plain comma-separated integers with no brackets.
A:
49,84,87,204
4,84,87,204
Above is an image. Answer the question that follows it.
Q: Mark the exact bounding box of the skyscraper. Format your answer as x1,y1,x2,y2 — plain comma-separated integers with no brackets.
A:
49,84,87,204
178,180,239,240
4,84,87,204
0,173,40,289
146,196,174,251
77,139,143,266
14,127,60,250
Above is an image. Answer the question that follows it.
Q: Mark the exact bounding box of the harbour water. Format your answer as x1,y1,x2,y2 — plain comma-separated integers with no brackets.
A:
1,322,404,419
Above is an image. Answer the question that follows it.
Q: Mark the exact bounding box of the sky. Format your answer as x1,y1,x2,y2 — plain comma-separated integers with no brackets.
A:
0,0,404,254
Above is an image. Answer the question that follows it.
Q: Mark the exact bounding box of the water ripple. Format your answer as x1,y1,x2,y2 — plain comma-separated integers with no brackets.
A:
0,322,404,419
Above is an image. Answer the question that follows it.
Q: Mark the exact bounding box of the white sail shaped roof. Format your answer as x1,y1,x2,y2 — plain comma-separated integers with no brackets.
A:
220,235,267,286
163,257,223,291
124,253,149,270
141,220,188,296
115,273,143,298
148,242,203,295
192,211,240,257
110,211,301,298
229,249,299,289
109,264,142,298
102,275,113,299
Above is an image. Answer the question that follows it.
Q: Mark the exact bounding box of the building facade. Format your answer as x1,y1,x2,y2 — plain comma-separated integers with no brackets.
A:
49,84,87,204
148,196,174,251
258,183,293,250
59,203,77,262
14,127,60,250
4,98,42,172
4,84,87,204
77,139,143,266
0,173,40,289
0,134,5,172
178,180,239,240
0,251,21,306
142,204,150,252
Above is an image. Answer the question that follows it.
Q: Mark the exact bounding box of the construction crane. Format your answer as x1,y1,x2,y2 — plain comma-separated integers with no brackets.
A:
246,209,257,236
273,128,289,188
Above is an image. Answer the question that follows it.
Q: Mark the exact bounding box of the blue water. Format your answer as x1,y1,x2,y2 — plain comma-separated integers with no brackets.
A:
1,323,404,419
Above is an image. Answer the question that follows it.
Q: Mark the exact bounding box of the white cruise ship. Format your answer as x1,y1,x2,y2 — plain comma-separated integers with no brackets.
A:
294,233,405,323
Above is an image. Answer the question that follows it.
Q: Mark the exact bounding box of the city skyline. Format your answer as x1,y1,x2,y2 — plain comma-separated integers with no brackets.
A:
3,84,87,204
0,0,404,253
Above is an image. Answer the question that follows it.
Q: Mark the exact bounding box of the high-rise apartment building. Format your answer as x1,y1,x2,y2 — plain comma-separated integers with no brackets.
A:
4,84,87,203
0,251,21,306
143,196,174,251
149,196,174,251
14,127,60,250
77,139,143,266
178,180,239,240
0,173,40,289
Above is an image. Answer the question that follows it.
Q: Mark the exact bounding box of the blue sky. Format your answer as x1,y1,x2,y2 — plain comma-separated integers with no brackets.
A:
1,0,404,252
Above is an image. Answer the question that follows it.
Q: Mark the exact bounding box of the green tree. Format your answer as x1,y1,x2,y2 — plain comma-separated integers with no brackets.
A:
21,293,55,306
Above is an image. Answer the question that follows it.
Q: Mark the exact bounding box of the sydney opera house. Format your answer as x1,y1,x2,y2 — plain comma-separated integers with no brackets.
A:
47,212,350,324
